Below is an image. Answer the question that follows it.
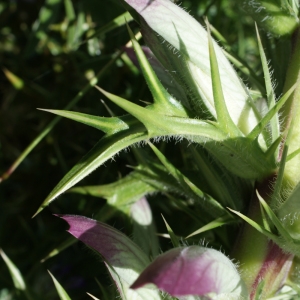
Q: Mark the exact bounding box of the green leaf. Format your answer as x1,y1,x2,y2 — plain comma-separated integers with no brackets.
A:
227,208,279,242
264,135,283,162
256,24,279,146
95,86,223,141
127,0,258,134
256,191,293,242
148,142,228,218
241,0,298,36
206,19,240,138
70,171,157,212
189,145,244,210
185,215,233,239
123,46,190,107
48,270,71,300
39,109,133,134
98,88,274,179
207,24,265,94
161,214,180,248
254,280,265,300
286,147,300,162
140,22,210,119
34,122,147,216
259,200,272,233
204,137,275,179
126,24,187,117
0,249,32,300
271,133,290,207
63,0,75,21
0,249,26,291
247,84,296,141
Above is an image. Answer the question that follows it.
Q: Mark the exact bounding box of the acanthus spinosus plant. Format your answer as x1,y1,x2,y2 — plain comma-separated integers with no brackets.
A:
34,0,300,299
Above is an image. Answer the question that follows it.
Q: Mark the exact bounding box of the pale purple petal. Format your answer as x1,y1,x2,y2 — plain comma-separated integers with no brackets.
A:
57,215,162,299
131,246,247,298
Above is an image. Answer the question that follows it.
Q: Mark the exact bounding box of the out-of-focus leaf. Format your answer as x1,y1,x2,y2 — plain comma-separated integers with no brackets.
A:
24,0,62,57
48,270,71,300
0,249,26,291
241,0,298,36
286,147,300,162
63,0,75,21
278,181,300,240
3,68,24,89
0,51,122,183
41,237,76,262
88,11,133,40
0,249,32,300
131,197,160,258
87,292,100,300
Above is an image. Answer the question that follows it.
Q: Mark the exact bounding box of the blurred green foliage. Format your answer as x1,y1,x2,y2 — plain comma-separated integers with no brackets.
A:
0,0,293,298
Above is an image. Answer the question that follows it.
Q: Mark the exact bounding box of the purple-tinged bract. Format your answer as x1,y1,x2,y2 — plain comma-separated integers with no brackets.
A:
131,246,246,298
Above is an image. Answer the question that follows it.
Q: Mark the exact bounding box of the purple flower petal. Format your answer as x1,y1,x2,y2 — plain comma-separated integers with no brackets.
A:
57,215,161,299
131,246,247,298
58,214,149,269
